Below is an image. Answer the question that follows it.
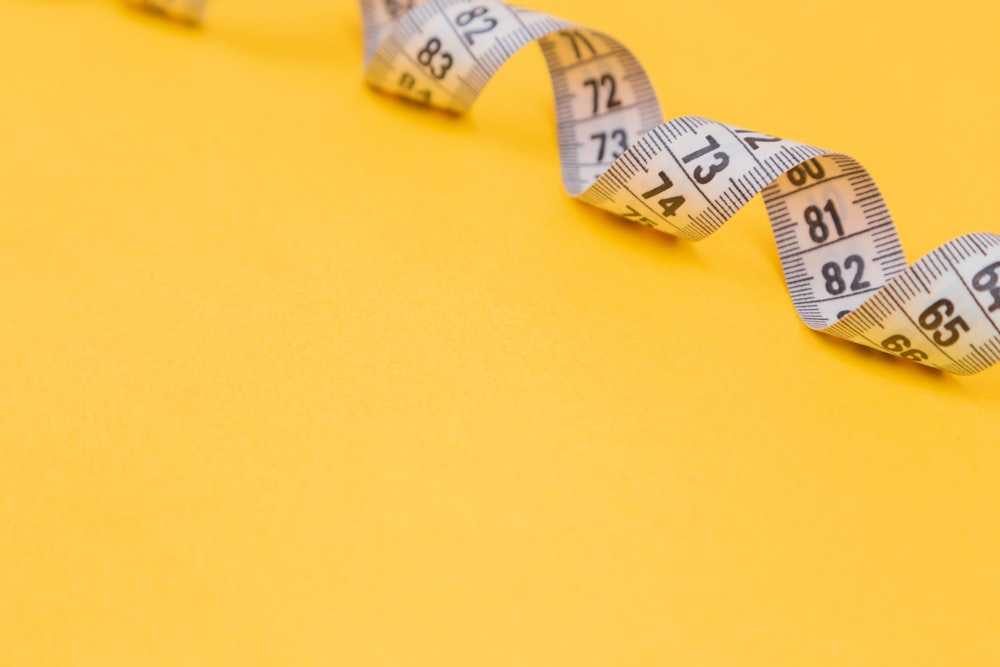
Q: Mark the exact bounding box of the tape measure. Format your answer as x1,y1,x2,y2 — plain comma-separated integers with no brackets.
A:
134,0,1000,375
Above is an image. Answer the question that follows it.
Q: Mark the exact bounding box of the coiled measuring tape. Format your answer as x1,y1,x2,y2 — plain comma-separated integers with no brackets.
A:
134,0,1000,375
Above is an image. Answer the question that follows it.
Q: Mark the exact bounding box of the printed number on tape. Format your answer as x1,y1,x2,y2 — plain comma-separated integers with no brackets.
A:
135,0,1000,375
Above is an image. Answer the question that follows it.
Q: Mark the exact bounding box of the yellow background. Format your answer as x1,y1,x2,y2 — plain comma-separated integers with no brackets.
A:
3,0,999,664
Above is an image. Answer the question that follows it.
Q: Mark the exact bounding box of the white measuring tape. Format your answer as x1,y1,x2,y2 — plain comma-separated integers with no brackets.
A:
134,0,1000,375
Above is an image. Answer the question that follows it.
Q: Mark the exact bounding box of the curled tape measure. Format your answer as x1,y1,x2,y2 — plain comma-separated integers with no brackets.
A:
136,0,1000,375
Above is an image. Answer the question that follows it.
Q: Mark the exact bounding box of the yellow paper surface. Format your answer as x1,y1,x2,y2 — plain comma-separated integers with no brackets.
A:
3,1,999,664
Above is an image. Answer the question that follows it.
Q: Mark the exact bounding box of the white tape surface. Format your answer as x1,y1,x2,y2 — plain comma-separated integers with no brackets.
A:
136,0,1000,375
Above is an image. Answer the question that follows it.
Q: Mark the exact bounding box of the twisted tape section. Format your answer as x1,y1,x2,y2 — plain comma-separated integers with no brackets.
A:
134,0,1000,375
361,0,1000,375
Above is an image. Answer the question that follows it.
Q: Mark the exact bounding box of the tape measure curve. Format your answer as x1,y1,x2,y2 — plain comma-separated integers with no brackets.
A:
139,0,1000,375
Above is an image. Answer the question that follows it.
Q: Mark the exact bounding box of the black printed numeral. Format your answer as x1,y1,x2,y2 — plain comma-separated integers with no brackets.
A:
972,261,1000,312
582,75,621,115
623,205,656,227
821,255,870,295
680,135,730,185
881,335,929,362
787,158,826,187
455,6,497,45
804,200,845,244
734,128,782,150
398,72,431,103
591,129,627,162
417,38,453,80
640,171,685,218
918,298,969,347
559,30,596,60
